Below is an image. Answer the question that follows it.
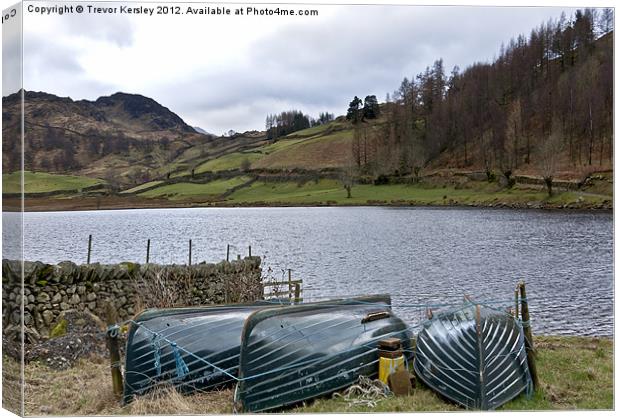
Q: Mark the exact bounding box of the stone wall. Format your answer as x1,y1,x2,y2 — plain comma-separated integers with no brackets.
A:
2,257,263,341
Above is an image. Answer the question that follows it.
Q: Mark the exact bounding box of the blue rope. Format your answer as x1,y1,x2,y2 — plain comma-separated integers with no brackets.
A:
171,342,189,380
151,333,162,377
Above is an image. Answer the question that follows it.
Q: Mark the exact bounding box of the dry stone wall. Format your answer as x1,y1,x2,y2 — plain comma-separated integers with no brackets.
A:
2,257,263,341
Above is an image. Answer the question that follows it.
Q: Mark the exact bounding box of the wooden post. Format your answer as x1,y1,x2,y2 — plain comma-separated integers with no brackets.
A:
288,269,292,301
188,239,192,266
237,254,241,261
146,239,150,264
248,245,252,257
105,302,123,398
514,286,519,319
87,234,92,264
226,244,230,262
519,281,539,390
294,283,301,304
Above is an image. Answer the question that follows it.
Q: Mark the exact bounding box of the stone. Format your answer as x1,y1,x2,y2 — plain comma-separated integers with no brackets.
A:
42,310,54,325
86,293,97,302
28,294,35,303
60,302,70,311
87,302,96,311
93,283,101,292
67,286,76,295
37,293,50,303
70,294,80,305
77,286,86,295
51,293,62,304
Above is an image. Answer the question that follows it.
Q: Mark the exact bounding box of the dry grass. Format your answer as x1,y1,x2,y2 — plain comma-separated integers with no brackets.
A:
12,335,613,415
3,354,23,415
22,355,232,416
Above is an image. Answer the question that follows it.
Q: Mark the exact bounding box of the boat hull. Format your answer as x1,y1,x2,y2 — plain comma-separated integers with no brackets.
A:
234,295,413,412
413,302,532,410
122,302,273,404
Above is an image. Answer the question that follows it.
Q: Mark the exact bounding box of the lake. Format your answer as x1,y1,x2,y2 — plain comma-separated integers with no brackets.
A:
2,206,613,336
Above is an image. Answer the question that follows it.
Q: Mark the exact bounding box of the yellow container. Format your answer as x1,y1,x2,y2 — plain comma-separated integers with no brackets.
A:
378,355,405,384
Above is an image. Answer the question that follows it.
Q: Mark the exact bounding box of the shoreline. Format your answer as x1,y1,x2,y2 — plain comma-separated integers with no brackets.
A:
3,196,613,213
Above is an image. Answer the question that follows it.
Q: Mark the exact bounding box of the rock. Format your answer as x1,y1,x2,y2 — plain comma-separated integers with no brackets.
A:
37,292,50,303
42,310,55,325
86,293,97,302
93,283,101,292
77,285,86,295
28,294,35,303
51,293,62,304
60,302,70,311
69,294,80,305
67,286,76,295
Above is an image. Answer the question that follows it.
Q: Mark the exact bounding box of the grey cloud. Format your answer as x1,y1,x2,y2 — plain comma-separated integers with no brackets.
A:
19,4,579,133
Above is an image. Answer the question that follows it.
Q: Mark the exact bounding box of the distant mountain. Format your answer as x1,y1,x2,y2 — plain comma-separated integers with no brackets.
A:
193,126,212,135
2,90,210,186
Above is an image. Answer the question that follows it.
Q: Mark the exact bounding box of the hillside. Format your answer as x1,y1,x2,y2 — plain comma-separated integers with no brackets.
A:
1,11,612,211
2,91,209,186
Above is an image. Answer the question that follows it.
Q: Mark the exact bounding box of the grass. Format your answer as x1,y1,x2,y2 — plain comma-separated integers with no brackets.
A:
253,131,353,170
17,336,612,415
225,179,608,207
3,171,104,194
120,180,164,194
195,152,264,174
139,177,251,200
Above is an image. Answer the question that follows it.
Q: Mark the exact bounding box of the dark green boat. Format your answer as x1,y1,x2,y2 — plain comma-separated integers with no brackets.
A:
234,295,413,412
413,302,532,410
122,302,274,404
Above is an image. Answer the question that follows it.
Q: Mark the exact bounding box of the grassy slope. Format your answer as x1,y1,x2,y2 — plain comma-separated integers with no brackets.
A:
195,151,264,173
17,336,612,415
172,121,353,175
3,171,104,194
139,177,251,200
120,180,164,194
226,179,609,207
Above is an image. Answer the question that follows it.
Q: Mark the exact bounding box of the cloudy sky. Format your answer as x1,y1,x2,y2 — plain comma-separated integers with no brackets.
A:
11,2,583,133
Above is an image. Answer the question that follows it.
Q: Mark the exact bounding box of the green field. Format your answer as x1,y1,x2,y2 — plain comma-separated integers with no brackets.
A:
224,179,610,207
3,171,104,194
121,180,164,194
139,177,252,200
195,152,264,174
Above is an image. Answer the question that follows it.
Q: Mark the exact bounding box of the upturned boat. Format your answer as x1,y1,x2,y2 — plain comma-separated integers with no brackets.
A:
413,301,533,410
233,295,413,412
122,302,274,403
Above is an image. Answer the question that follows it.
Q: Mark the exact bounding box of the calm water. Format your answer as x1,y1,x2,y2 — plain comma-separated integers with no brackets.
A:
2,207,614,336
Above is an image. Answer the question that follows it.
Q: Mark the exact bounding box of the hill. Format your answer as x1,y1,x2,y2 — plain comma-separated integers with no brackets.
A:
2,90,209,187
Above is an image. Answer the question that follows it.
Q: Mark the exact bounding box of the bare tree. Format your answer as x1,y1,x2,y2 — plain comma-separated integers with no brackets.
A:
340,163,357,199
538,130,564,196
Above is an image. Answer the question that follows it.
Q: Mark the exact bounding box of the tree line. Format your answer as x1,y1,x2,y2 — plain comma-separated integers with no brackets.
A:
265,110,334,140
347,8,613,191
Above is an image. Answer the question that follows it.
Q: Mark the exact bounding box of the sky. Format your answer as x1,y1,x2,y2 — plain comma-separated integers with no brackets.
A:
5,1,585,134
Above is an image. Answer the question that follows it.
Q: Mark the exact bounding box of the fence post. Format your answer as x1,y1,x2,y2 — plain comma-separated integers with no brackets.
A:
188,239,192,266
294,283,301,304
288,269,292,301
248,245,252,257
105,302,123,398
87,234,92,264
514,285,519,318
146,239,150,264
226,244,230,262
519,280,539,390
